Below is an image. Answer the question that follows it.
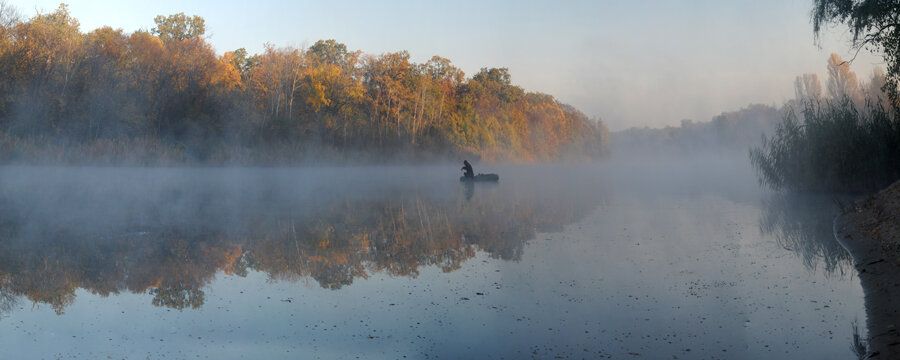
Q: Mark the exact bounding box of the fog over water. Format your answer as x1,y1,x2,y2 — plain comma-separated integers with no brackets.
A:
0,0,895,358
0,153,869,359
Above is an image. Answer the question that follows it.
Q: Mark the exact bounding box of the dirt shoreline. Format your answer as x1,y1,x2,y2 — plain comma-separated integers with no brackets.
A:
834,180,900,359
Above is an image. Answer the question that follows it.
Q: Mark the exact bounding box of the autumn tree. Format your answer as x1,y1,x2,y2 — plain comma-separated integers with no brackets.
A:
812,0,900,106
79,26,132,139
0,0,20,120
825,53,862,104
158,36,239,141
152,12,205,41
423,56,463,122
0,8,609,163
794,73,823,105
302,40,365,145
863,67,892,111
457,67,526,156
363,51,415,146
0,0,19,29
246,44,307,137
308,39,349,65
2,4,85,134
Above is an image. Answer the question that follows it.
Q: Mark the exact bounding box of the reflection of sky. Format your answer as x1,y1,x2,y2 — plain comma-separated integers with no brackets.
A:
6,0,885,130
2,195,864,359
0,157,866,359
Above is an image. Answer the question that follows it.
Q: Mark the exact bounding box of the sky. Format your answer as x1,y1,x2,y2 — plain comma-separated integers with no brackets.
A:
6,0,886,130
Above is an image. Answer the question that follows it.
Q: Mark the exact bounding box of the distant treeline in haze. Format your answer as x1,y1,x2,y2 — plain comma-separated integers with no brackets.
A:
614,52,897,176
0,4,609,164
612,104,785,156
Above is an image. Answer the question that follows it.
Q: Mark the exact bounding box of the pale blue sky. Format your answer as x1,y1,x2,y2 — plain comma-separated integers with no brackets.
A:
7,0,884,130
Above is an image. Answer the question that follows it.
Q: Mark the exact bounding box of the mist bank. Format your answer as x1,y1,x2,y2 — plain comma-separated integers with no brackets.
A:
0,5,609,165
613,53,898,195
611,104,784,158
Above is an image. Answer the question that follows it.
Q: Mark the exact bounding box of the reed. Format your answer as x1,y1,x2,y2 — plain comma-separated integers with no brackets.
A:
750,98,900,193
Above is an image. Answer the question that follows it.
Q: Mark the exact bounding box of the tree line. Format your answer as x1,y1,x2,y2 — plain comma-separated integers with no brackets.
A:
0,4,609,164
612,104,784,156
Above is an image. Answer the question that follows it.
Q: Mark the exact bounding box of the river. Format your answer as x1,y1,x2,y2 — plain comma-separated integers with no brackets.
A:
0,154,865,359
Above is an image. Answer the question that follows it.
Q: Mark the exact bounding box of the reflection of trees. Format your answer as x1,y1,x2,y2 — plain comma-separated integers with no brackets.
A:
759,194,852,275
243,187,589,288
850,321,867,360
0,223,243,314
123,234,244,309
0,276,18,320
150,287,205,310
0,181,601,313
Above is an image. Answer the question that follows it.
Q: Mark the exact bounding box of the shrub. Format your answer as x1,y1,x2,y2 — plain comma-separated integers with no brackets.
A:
750,98,900,193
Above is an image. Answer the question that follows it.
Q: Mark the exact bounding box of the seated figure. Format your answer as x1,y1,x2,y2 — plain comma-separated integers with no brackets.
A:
461,160,474,178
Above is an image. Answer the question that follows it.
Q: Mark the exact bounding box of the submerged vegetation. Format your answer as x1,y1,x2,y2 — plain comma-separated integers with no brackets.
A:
0,4,608,164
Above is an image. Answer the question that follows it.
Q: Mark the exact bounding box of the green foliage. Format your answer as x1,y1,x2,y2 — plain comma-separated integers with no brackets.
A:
152,12,205,41
308,39,349,66
228,47,258,75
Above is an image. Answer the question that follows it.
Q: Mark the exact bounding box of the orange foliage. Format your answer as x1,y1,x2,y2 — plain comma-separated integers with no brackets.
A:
0,5,609,163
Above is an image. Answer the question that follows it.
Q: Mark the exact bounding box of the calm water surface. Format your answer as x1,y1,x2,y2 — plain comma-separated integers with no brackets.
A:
0,156,864,359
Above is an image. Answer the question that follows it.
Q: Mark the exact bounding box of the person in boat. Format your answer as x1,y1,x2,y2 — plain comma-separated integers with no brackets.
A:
461,160,474,178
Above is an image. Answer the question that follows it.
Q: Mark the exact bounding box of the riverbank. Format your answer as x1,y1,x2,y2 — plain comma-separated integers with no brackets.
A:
837,180,900,266
834,180,900,359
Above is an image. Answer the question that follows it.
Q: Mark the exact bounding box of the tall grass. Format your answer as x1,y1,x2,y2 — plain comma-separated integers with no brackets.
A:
750,99,900,193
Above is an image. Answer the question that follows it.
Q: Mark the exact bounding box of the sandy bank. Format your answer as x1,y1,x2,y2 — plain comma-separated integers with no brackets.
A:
834,180,900,359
